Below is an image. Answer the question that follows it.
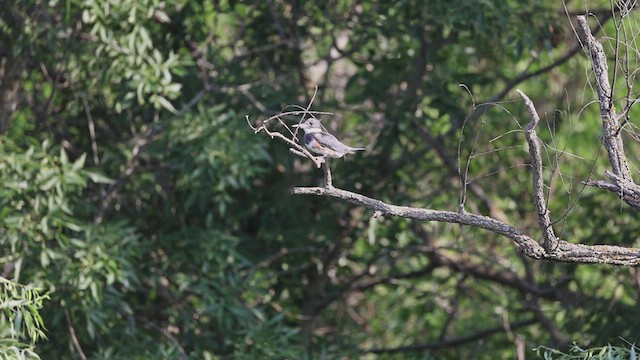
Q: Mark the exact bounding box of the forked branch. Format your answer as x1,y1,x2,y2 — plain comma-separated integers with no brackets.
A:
291,185,640,265
577,15,640,210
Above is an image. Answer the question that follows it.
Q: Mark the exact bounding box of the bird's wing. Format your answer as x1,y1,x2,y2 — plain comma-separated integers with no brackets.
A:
313,132,365,152
312,132,354,152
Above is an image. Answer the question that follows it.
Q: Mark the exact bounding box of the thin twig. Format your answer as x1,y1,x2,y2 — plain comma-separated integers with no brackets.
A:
64,309,88,360
81,94,100,165
363,318,537,354
247,115,325,168
93,116,160,224
139,318,188,360
464,11,613,127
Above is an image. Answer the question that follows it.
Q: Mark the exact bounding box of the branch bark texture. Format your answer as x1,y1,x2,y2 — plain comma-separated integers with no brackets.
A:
292,186,640,265
518,90,558,253
577,15,640,211
578,15,631,180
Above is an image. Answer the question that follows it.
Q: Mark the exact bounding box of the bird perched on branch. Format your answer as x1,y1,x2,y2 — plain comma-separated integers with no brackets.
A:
293,118,365,158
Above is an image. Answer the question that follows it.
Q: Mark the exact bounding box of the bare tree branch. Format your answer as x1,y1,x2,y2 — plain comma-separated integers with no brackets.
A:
291,186,640,265
577,15,640,210
577,15,631,179
64,309,88,360
283,85,640,265
246,113,328,169
584,171,640,212
363,318,537,354
517,90,559,253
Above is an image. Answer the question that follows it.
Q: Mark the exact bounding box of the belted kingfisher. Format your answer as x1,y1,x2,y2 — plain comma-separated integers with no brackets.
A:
293,118,365,158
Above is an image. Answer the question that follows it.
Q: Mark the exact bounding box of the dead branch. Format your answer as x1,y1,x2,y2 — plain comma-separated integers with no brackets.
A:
246,115,327,169
321,160,333,187
517,90,559,253
247,87,336,182
584,171,640,212
363,318,537,354
291,186,640,265
64,309,88,360
577,15,640,211
577,15,631,178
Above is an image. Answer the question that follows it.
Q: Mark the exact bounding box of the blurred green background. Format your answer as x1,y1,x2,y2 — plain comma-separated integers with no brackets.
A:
1,0,640,359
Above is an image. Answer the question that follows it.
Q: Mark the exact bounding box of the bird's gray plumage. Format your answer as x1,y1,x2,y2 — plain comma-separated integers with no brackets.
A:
293,118,365,158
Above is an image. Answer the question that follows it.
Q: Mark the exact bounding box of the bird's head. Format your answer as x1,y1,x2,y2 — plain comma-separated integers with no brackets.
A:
292,118,323,133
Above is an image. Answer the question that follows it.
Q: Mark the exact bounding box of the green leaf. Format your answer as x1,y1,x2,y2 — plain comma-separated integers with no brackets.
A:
39,174,58,191
83,170,113,184
71,153,87,171
60,147,69,166
154,95,178,114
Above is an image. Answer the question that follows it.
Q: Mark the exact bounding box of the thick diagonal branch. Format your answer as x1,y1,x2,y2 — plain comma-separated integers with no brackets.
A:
577,15,632,181
293,186,545,258
292,186,640,265
577,15,640,210
517,90,558,253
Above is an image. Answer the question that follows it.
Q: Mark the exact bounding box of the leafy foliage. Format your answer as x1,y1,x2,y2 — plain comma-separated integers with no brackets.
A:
0,277,47,360
536,342,640,360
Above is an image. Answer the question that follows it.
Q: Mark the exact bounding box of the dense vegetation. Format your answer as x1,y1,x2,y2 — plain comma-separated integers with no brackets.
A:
1,1,640,358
